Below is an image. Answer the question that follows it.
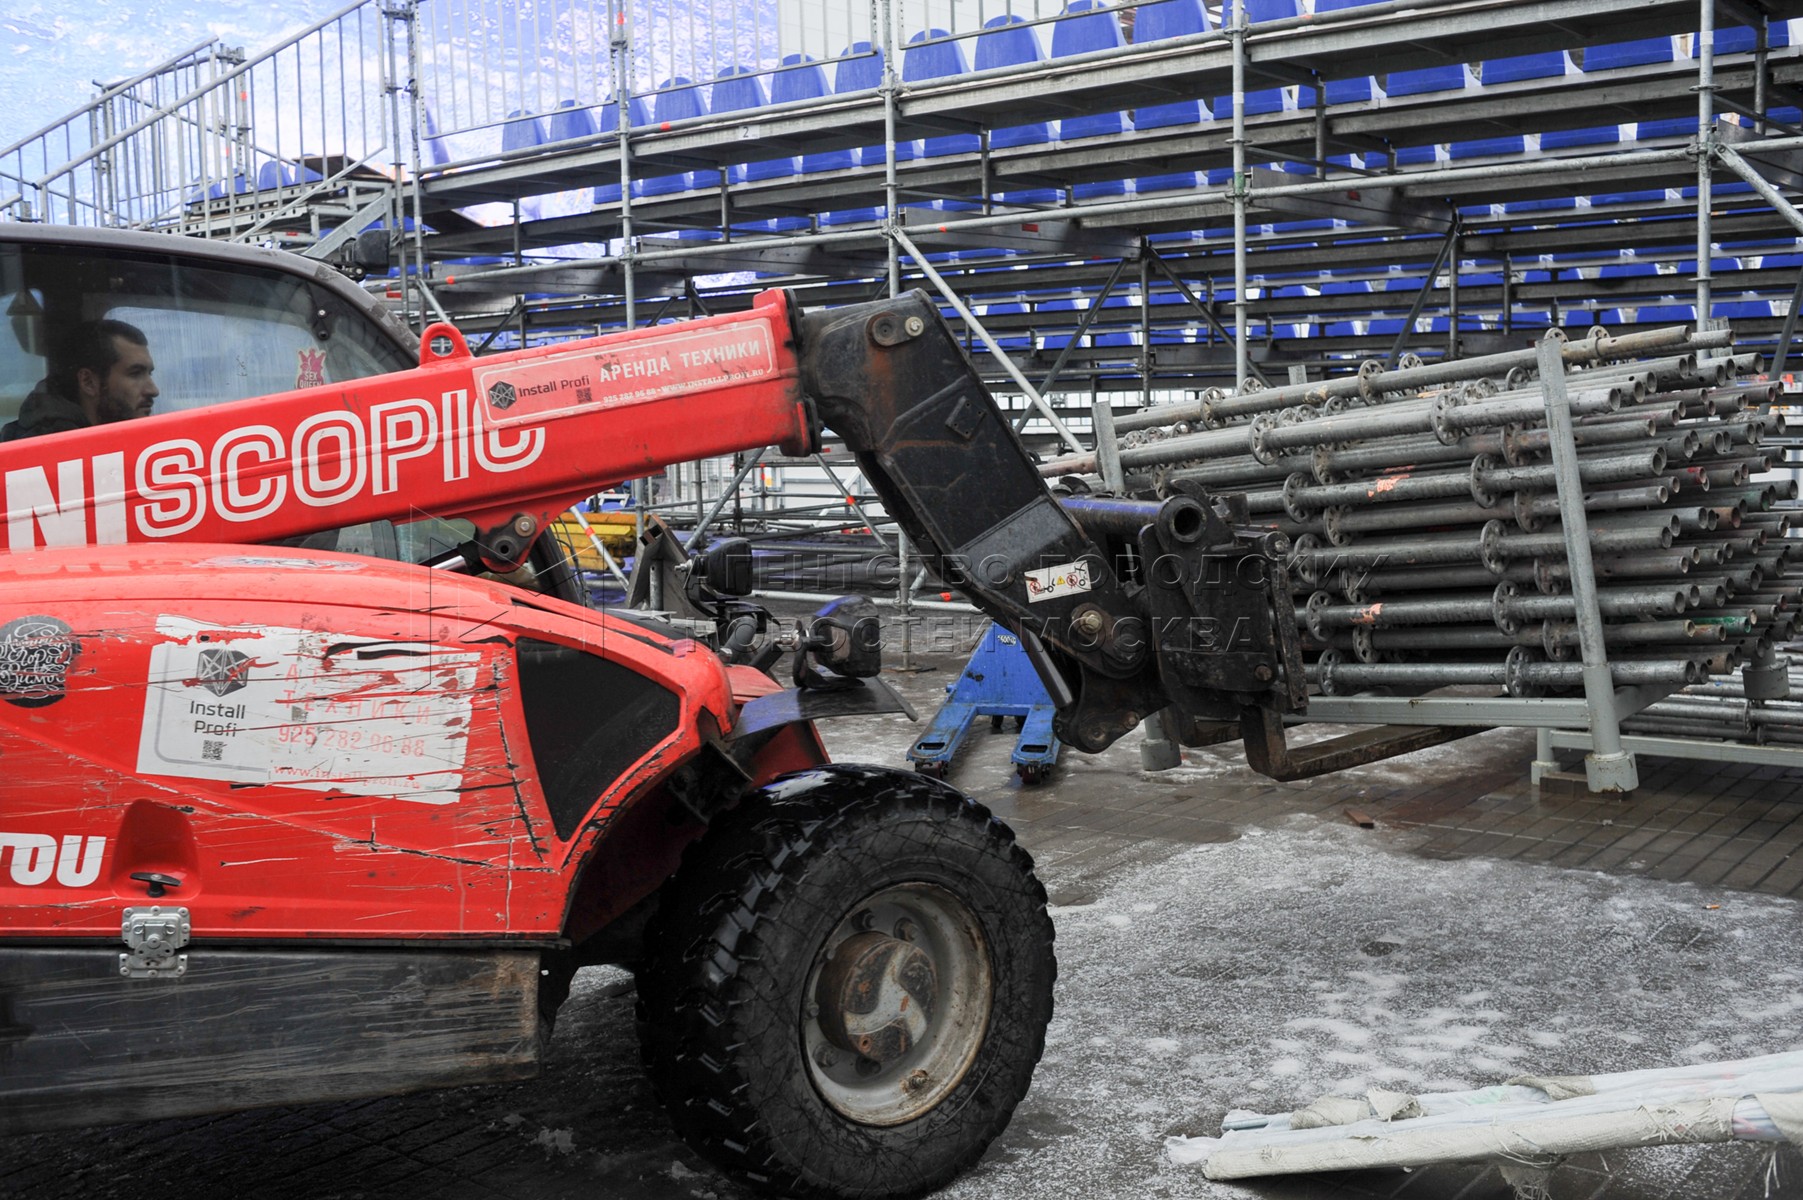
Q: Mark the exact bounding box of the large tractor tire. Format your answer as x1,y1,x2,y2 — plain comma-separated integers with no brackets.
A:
636,764,1055,1198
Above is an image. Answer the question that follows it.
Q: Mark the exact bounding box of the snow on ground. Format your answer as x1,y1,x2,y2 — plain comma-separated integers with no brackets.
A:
938,818,1803,1199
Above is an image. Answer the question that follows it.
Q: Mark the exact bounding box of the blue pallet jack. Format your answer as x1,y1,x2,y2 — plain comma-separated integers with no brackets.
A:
907,622,1062,784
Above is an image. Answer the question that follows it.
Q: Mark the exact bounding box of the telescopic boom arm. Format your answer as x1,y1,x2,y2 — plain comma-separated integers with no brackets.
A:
0,288,1304,757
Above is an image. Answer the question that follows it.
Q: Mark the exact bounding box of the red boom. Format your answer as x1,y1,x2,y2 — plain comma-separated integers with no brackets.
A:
0,289,816,554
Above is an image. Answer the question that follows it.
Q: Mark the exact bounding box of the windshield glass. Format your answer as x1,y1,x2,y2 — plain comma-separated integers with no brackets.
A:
0,240,410,420
0,239,490,579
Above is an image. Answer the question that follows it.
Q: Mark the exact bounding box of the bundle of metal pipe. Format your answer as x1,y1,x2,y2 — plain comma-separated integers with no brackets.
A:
1059,325,1801,716
1607,659,1803,746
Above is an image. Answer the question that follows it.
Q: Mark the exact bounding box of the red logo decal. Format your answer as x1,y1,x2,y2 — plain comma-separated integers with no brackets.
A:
295,348,327,390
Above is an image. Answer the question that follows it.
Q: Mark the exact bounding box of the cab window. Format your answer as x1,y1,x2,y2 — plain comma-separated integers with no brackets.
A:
0,240,410,422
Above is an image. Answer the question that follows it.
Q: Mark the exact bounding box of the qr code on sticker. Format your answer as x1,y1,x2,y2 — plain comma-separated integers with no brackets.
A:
202,740,225,762
576,385,593,404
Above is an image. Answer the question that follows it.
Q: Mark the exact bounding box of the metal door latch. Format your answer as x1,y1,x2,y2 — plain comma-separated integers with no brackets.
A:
120,906,190,979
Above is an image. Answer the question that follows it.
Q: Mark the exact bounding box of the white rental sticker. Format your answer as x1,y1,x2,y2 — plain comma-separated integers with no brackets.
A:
1024,560,1093,603
135,617,479,805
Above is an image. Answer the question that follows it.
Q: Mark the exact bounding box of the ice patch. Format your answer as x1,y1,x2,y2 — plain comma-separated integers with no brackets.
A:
532,1127,575,1154
914,812,1802,1199
1286,1017,1375,1047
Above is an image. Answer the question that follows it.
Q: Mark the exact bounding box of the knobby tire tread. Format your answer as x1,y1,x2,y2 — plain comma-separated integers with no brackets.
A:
635,767,1054,1198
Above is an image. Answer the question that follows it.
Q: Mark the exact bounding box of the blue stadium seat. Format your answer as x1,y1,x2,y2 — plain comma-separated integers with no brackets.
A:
976,15,1051,147
1668,257,1743,275
1540,124,1622,149
1623,34,1693,140
1052,0,1134,203
502,110,546,154
1385,61,1468,98
1385,58,1466,165
975,16,1059,203
1131,0,1209,193
835,43,913,166
421,106,452,168
1717,300,1772,320
1507,189,1579,214
591,96,650,205
711,67,806,231
1591,185,1666,206
710,68,774,185
1211,0,1299,117
500,111,547,218
642,79,717,196
544,102,604,215
1546,39,1673,148
1313,0,1381,104
1133,0,1212,124
1450,53,1565,159
903,30,980,157
254,161,288,191
548,100,596,143
1678,182,1757,199
1633,117,1697,141
898,31,981,215
1584,36,1678,69
1266,160,1336,231
1718,18,1792,55
1320,278,1373,296
773,54,853,173
825,44,892,223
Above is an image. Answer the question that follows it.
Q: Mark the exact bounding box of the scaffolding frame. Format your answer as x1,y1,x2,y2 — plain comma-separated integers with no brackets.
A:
9,0,1803,789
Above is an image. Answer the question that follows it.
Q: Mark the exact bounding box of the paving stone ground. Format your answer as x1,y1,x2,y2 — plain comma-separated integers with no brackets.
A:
7,648,1803,1200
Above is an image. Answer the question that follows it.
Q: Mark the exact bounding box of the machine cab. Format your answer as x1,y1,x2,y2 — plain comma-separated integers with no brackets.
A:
0,226,583,594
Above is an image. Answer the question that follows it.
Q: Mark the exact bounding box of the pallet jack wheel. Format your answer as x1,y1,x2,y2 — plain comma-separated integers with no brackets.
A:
635,766,1056,1198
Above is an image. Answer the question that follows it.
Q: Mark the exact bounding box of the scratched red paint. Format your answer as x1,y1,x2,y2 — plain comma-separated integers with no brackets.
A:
0,543,804,942
1366,472,1409,498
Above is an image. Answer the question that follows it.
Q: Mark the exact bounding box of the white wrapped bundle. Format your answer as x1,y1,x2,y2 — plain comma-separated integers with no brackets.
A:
1170,1049,1803,1180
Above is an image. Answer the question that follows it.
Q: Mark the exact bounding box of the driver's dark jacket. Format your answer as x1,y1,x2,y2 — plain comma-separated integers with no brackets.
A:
0,382,86,441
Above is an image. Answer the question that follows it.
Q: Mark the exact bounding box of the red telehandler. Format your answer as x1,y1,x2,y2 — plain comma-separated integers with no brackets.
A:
0,226,1302,1197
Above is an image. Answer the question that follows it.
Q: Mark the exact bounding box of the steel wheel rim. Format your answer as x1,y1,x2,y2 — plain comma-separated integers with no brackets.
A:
801,881,993,1126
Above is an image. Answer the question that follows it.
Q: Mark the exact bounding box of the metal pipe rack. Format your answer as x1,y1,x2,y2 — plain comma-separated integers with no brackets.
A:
13,0,1803,790
1090,317,1803,789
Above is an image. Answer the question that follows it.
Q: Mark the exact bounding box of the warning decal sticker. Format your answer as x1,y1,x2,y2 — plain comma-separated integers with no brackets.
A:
1024,560,1094,604
135,617,480,805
